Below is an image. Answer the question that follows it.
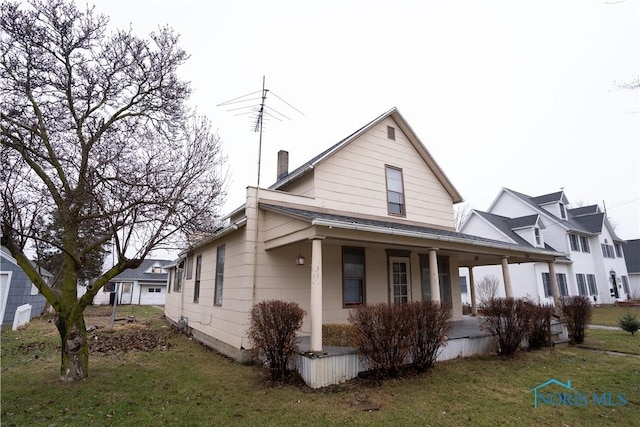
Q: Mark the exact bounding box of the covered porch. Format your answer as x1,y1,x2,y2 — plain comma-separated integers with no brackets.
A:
260,203,565,387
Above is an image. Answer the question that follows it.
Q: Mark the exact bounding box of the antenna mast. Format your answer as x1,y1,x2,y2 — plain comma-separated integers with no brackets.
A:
218,76,302,187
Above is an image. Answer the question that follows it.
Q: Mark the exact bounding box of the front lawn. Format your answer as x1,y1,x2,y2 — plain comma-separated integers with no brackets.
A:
1,306,639,426
591,305,640,327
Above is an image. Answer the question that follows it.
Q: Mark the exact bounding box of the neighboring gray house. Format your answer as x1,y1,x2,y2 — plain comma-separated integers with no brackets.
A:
91,259,170,305
1,245,50,326
624,239,640,299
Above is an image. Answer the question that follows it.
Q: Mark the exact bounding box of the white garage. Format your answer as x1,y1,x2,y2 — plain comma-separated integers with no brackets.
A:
139,284,166,305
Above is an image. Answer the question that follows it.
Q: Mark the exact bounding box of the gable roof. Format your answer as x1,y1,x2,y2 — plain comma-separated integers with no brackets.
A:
268,107,463,204
471,211,539,247
496,188,598,235
624,239,640,274
109,259,171,283
1,245,54,278
531,191,566,206
506,214,540,230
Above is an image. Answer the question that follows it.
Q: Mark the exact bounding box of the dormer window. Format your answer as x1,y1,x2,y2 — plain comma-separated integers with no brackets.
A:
152,266,163,274
385,165,405,216
559,202,566,219
534,228,541,245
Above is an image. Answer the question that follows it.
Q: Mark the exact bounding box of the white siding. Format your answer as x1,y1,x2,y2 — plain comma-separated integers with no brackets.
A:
312,118,455,228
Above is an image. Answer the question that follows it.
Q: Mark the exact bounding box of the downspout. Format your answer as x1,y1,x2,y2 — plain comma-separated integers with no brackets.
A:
251,187,260,306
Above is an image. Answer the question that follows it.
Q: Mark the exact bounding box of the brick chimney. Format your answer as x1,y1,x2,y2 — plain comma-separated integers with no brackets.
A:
277,150,289,179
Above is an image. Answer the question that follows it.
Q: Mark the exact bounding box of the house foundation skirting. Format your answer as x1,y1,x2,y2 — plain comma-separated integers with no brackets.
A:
296,333,496,389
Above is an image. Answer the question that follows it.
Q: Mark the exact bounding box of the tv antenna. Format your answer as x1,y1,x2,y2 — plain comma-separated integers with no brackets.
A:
217,76,303,187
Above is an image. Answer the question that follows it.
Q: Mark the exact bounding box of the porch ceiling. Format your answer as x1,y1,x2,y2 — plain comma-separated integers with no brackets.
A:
260,203,565,267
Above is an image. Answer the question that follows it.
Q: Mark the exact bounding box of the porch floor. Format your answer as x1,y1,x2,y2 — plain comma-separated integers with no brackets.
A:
298,315,489,356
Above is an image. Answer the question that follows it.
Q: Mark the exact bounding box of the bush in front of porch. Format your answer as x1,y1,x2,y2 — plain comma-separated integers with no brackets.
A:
348,302,453,377
248,300,306,381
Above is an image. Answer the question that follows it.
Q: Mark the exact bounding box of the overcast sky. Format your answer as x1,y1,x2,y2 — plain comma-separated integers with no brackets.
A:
86,0,639,241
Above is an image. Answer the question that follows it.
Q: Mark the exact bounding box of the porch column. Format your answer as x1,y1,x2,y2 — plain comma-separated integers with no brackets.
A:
468,266,477,316
547,261,561,308
429,248,440,303
310,238,323,352
501,256,513,298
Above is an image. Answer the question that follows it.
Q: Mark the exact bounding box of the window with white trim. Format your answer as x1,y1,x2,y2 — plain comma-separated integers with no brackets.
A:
614,243,623,258
586,274,598,295
601,240,615,258
621,276,630,295
579,236,590,253
214,245,225,306
385,166,405,216
542,273,552,298
194,254,202,303
576,274,588,296
559,203,567,219
569,234,580,252
557,273,568,297
343,247,366,306
534,228,541,245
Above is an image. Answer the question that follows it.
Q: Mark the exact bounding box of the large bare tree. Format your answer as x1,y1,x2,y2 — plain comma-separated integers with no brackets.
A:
1,0,225,381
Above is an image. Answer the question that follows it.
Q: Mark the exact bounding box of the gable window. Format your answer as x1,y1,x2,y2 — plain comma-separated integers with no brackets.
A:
576,274,587,296
343,247,365,306
614,243,623,258
152,266,163,274
586,274,598,295
214,245,225,306
534,228,541,245
385,166,405,216
193,254,202,303
579,236,590,253
387,125,395,140
569,234,580,252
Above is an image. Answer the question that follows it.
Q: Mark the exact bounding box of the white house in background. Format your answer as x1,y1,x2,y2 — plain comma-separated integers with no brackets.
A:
1,245,50,327
163,108,565,388
624,239,640,300
459,188,631,305
91,259,170,305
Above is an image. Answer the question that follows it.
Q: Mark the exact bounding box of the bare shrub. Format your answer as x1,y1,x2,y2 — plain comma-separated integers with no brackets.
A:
560,296,592,344
480,298,530,356
407,302,453,372
476,275,501,308
524,303,554,350
348,303,412,377
248,300,305,381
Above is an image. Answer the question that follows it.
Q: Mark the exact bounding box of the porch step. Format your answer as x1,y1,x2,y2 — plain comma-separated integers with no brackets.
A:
552,338,571,347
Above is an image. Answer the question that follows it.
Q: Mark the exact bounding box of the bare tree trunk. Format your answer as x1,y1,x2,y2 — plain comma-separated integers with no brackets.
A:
55,312,89,381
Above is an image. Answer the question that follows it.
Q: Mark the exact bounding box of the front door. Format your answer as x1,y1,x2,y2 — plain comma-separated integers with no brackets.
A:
389,257,410,304
120,282,133,304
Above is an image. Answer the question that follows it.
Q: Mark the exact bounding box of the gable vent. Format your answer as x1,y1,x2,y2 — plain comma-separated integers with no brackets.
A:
387,126,395,140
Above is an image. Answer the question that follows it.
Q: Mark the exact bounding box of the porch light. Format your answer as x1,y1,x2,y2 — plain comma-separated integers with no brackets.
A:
295,254,306,265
